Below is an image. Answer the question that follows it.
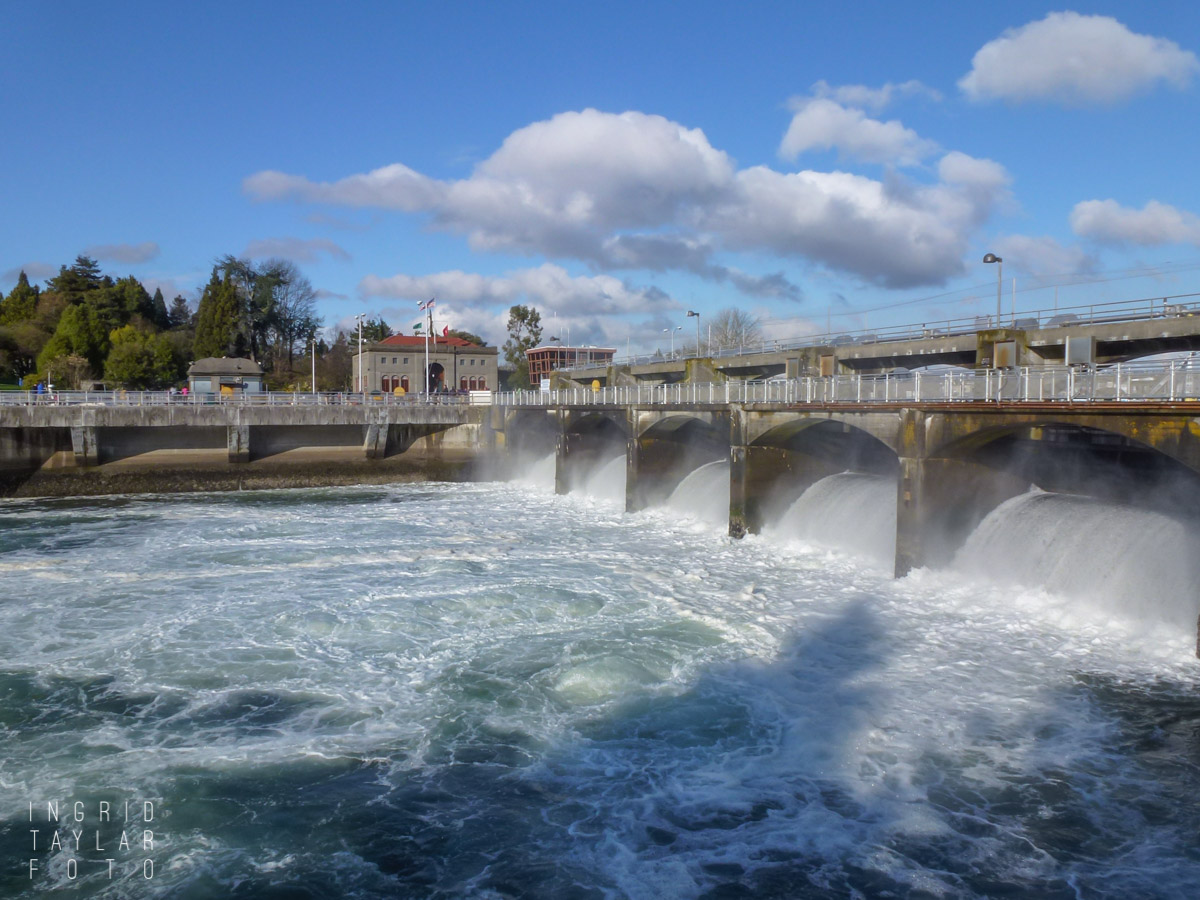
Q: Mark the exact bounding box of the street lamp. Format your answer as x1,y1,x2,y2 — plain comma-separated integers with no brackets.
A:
687,310,700,355
311,335,318,395
982,253,1002,327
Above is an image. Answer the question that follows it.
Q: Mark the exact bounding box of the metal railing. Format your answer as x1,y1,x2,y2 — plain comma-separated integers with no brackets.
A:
494,360,1200,407
0,390,475,408
5,361,1200,410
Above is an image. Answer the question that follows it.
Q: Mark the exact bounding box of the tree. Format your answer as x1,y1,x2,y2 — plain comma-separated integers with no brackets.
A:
46,256,106,301
0,271,40,325
447,328,487,346
192,268,240,359
260,259,319,367
45,355,92,390
503,305,543,388
37,303,110,374
168,295,192,330
361,316,392,343
151,287,171,330
103,325,181,389
709,307,762,352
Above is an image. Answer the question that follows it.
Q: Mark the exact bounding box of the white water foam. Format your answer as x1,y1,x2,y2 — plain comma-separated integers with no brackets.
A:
574,453,627,505
663,459,729,527
768,472,897,566
954,489,1200,632
516,451,557,492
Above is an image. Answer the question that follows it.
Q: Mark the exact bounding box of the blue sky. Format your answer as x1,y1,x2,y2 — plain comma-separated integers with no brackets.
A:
4,1,1200,353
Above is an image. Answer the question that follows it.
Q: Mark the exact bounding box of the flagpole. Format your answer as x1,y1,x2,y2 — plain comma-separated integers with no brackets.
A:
424,301,431,395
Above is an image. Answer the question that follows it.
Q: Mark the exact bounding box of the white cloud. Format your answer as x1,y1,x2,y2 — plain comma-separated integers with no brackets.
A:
992,235,1098,276
360,263,677,317
244,163,444,211
706,152,1010,288
248,107,1010,289
3,261,57,286
960,12,1199,105
810,79,941,112
84,241,160,264
1070,199,1200,246
243,237,351,263
779,98,938,166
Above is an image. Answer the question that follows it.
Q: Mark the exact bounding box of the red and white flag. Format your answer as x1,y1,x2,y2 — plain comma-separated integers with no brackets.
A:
418,298,436,311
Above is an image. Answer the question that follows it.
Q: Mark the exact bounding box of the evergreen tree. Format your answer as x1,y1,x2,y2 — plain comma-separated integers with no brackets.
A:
167,295,192,330
0,271,40,325
47,256,107,302
151,288,170,330
37,303,110,374
192,268,239,359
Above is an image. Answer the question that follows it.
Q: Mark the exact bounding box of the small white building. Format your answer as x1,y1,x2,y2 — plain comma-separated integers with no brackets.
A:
186,357,265,394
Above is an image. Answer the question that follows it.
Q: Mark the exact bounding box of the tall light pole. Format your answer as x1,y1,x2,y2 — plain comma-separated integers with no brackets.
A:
355,313,366,392
311,336,317,395
983,253,1002,327
687,310,700,355
663,326,681,356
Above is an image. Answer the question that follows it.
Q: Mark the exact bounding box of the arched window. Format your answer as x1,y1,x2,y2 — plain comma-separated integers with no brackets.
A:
460,376,469,390
400,376,409,391
478,377,486,390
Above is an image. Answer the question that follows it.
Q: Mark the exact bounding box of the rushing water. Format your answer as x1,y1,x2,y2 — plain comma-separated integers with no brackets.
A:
2,471,1200,899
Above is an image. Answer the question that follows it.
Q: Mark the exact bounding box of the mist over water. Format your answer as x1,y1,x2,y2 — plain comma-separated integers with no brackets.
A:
2,469,1200,898
664,459,729,526
768,473,898,567
956,489,1200,632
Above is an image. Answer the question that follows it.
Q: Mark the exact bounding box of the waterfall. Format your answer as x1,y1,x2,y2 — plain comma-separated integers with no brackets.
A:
954,490,1200,631
664,459,729,525
516,452,557,492
769,472,897,565
576,454,627,504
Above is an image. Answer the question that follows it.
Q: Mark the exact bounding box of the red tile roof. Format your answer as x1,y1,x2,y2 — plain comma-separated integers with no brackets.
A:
376,334,480,348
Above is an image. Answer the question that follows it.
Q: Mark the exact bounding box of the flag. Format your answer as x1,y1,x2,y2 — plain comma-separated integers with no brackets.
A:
418,298,436,311
413,323,423,332
442,326,449,337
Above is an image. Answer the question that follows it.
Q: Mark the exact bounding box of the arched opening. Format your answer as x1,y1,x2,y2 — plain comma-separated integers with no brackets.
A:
427,362,445,393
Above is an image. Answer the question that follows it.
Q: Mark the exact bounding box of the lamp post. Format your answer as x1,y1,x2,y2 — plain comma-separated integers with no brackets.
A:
687,310,700,355
663,326,682,356
354,313,366,392
311,336,317,395
982,253,1002,327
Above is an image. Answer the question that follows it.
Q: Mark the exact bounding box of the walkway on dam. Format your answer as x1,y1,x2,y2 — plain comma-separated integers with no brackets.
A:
4,360,1200,412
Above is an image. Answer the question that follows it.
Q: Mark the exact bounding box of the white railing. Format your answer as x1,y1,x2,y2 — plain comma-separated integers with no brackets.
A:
5,362,1200,410
0,390,474,408
494,361,1200,407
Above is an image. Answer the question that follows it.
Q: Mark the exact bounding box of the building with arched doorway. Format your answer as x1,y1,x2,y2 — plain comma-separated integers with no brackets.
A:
352,334,498,393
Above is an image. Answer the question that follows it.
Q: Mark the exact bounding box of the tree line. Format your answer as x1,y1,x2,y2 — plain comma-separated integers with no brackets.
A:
0,255,348,390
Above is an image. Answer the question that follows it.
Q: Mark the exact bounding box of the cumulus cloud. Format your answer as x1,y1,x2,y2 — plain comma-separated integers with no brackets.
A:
960,12,1199,105
243,237,351,263
360,263,676,316
84,241,160,264
992,234,1098,276
3,261,57,286
779,98,938,166
1070,199,1200,246
247,107,1010,289
810,79,941,112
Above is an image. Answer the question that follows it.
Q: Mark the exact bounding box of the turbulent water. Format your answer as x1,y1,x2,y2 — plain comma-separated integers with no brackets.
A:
3,466,1200,899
